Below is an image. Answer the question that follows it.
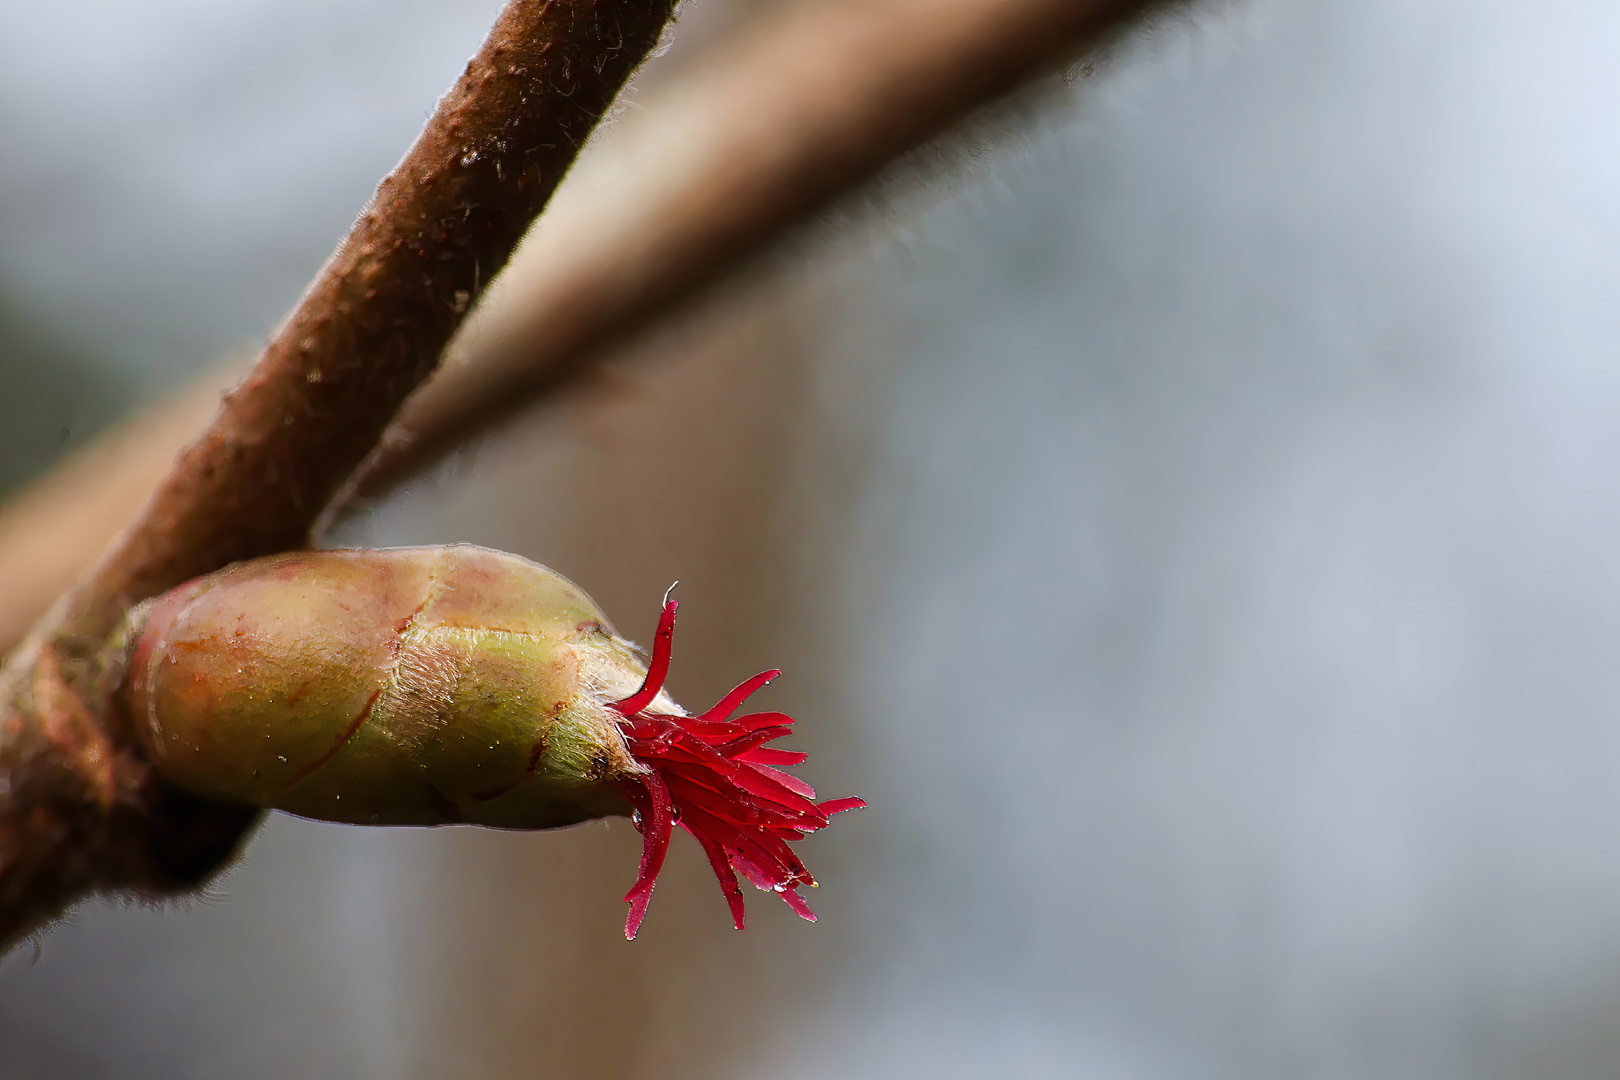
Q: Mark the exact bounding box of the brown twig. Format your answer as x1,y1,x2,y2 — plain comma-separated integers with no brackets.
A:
0,0,1176,660
346,0,1178,501
0,0,676,950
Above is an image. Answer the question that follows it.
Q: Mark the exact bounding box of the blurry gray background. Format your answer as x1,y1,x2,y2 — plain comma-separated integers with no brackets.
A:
4,0,1620,1076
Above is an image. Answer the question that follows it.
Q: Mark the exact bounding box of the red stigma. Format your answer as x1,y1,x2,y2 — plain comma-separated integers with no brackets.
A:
609,597,865,939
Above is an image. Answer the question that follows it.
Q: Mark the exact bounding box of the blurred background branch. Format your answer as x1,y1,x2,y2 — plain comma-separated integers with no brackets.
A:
345,0,1180,503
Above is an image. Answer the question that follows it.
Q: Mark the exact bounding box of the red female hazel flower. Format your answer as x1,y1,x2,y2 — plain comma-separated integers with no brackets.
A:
124,546,862,940
610,593,865,939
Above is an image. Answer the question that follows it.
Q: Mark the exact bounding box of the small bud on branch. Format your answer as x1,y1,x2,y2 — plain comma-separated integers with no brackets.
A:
123,545,862,938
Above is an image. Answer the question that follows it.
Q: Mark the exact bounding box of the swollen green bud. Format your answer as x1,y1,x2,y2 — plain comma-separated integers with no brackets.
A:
125,545,648,829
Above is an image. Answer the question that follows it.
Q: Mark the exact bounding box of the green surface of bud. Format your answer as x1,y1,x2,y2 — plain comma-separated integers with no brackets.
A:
125,545,651,829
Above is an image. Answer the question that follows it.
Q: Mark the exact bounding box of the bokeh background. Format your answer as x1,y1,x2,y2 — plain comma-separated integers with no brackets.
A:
5,0,1620,1075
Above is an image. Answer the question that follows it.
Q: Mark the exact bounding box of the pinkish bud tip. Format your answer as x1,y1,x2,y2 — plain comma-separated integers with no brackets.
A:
611,598,865,939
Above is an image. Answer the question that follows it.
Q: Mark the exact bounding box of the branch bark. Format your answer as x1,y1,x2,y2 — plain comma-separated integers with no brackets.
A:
0,0,676,950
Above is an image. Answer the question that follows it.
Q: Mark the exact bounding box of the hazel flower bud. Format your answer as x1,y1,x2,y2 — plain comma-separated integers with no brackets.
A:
123,544,862,936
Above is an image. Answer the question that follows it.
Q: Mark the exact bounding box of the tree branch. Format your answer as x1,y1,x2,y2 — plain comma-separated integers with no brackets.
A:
0,0,1181,948
0,0,676,950
0,0,1177,660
